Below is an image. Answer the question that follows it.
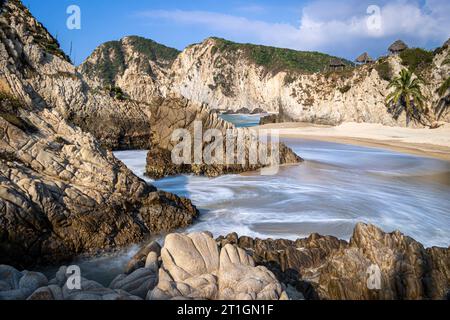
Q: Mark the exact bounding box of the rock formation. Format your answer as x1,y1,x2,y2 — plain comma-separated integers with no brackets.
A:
168,37,450,126
149,232,286,300
218,223,450,300
0,0,198,268
1,232,288,300
1,224,448,300
145,95,302,178
79,37,302,179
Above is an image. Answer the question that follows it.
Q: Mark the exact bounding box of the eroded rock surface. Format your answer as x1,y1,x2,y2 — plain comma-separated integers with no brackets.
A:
1,224,448,300
149,232,287,300
0,0,198,268
145,95,302,178
219,223,450,300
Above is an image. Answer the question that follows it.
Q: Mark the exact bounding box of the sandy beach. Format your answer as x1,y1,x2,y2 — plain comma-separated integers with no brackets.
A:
257,122,450,161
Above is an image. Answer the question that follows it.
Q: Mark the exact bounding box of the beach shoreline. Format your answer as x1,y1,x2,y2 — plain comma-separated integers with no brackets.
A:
257,122,450,161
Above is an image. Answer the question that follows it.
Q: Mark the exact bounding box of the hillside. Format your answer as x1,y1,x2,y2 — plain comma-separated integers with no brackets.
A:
79,35,180,88
168,37,450,126
207,37,353,74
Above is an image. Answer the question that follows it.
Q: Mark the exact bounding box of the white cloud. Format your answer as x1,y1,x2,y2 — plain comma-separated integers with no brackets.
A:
138,0,450,58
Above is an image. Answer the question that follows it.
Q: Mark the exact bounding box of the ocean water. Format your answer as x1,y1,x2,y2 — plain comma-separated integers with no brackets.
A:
43,115,450,285
219,113,263,127
115,139,450,248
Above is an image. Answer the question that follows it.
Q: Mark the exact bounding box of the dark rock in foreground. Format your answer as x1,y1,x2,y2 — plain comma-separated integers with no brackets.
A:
1,223,448,300
218,223,450,300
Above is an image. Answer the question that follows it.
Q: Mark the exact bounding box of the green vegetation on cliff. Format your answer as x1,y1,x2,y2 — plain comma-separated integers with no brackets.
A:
375,59,394,81
210,37,353,74
126,36,180,62
81,36,180,85
400,48,434,75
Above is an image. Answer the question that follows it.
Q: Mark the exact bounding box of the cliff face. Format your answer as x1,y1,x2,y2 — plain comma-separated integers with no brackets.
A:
0,0,198,268
79,38,302,178
79,36,179,103
168,38,450,126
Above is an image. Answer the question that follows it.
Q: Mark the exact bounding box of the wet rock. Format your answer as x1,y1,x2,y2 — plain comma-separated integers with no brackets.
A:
0,265,48,300
110,267,158,299
125,241,161,274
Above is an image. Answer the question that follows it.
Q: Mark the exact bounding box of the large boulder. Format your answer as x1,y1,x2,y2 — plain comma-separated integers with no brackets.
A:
148,232,287,300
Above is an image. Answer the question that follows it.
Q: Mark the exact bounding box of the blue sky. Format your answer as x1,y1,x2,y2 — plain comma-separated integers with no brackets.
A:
24,0,450,65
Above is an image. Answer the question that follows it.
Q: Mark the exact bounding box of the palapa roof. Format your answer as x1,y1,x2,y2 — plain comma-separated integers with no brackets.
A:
329,58,346,67
355,52,373,63
389,40,408,52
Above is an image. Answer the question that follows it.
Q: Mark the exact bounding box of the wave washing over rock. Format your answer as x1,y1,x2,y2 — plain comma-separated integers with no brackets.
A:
0,224,448,300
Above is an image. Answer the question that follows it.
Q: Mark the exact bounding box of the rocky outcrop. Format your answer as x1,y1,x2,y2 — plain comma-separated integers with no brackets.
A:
1,224,447,300
219,223,450,300
0,232,287,300
79,39,303,178
145,95,302,178
141,232,287,300
0,0,198,268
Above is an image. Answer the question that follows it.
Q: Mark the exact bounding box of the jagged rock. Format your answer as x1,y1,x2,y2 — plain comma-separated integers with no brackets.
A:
0,0,198,268
145,95,302,178
221,223,450,300
148,232,287,300
314,223,450,300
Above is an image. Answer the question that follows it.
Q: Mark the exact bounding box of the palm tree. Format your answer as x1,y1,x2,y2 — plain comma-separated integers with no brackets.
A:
386,69,427,126
435,55,450,120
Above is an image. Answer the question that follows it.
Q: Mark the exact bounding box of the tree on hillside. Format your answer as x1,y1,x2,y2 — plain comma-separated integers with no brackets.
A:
435,55,450,120
385,69,427,126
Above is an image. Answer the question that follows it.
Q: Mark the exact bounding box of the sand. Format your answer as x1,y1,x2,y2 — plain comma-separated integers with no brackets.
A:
257,122,450,161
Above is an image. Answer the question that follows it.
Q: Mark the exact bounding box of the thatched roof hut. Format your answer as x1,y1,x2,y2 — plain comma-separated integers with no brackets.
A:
388,40,408,54
355,52,373,64
329,58,346,71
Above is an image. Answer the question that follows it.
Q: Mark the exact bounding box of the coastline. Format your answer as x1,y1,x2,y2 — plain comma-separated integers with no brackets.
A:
257,122,450,161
